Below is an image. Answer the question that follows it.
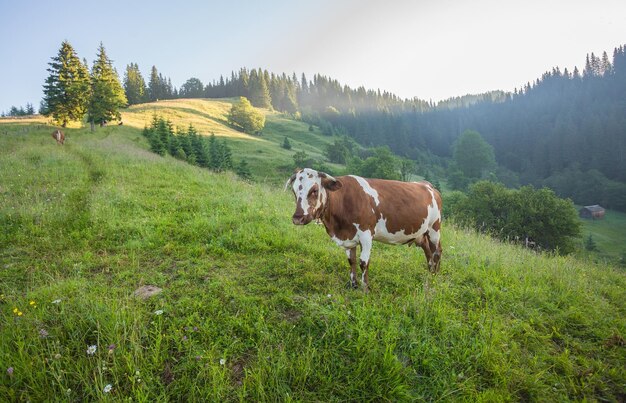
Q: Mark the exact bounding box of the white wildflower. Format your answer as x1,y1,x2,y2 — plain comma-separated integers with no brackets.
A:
154,310,164,315
87,345,97,355
51,299,61,304
103,384,112,393
219,358,226,365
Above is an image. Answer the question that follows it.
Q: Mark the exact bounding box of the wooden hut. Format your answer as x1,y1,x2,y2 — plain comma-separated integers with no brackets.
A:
579,205,605,219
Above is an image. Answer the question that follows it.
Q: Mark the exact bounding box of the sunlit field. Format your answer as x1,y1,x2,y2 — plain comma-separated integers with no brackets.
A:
121,98,342,183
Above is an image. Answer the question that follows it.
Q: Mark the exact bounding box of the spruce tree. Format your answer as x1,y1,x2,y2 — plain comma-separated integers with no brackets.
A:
282,136,292,150
248,68,272,108
180,124,196,163
42,41,91,126
88,43,127,127
123,63,147,105
191,131,209,167
148,66,161,101
584,234,598,251
236,159,252,181
217,141,233,171
208,134,220,171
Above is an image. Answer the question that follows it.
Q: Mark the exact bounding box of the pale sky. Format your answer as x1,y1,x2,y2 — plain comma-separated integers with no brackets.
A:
1,0,625,112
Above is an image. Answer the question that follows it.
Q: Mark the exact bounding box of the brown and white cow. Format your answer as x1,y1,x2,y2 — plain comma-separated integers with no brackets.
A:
51,129,65,145
286,168,442,291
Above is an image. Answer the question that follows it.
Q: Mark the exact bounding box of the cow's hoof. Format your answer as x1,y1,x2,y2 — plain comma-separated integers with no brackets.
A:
346,280,359,290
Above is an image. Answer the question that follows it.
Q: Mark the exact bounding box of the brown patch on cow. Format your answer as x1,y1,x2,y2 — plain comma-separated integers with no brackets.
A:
324,177,438,239
321,175,342,191
432,219,441,231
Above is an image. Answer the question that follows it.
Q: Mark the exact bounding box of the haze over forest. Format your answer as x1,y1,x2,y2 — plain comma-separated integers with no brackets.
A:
110,44,626,212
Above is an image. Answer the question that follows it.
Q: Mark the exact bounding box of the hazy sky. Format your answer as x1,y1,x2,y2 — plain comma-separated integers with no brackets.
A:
1,0,625,112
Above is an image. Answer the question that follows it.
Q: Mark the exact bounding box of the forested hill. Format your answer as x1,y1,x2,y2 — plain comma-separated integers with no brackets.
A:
122,45,626,210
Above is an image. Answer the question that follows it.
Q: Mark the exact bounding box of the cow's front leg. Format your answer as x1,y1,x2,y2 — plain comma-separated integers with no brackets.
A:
346,248,358,289
359,233,373,292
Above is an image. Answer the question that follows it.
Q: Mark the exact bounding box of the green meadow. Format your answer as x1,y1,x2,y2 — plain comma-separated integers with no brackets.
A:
580,208,626,263
120,98,343,183
0,102,625,401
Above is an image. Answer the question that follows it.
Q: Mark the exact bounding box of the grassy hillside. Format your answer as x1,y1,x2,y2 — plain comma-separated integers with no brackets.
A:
580,208,626,263
1,120,625,401
120,98,343,182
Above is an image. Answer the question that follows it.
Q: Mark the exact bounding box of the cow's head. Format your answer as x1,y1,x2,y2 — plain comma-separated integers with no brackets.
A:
285,168,342,225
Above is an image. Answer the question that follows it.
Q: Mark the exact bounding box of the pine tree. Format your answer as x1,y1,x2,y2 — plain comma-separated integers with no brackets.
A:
180,78,204,98
248,68,272,108
217,141,233,172
42,41,91,126
88,43,127,127
208,133,219,170
191,131,209,167
584,234,598,251
601,51,612,75
145,119,166,156
282,136,292,150
148,66,161,101
179,124,195,162
236,159,252,181
123,63,147,105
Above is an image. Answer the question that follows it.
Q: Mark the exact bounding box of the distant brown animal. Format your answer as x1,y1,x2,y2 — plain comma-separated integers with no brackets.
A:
286,168,443,292
51,129,65,145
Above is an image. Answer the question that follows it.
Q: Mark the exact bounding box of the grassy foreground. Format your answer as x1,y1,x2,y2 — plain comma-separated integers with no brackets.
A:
1,122,625,401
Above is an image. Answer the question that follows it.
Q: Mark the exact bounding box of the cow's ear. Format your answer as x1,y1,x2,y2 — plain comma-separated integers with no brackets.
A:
321,175,342,191
284,173,297,192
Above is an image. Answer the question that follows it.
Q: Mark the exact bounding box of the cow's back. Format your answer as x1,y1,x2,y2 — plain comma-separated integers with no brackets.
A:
334,176,440,244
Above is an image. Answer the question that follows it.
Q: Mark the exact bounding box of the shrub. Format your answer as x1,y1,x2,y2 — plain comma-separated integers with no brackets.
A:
228,97,265,134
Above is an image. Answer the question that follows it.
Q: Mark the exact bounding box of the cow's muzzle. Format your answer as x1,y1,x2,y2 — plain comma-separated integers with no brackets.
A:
292,214,309,225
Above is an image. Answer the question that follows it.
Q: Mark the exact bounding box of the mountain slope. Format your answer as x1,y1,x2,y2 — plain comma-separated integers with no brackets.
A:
0,120,624,401
120,98,343,182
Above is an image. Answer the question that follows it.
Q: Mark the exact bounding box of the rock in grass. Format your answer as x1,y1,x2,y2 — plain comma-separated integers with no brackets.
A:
133,285,162,299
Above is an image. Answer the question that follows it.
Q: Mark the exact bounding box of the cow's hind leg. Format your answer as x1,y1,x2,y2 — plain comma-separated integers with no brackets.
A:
359,233,373,292
346,248,358,289
427,221,442,272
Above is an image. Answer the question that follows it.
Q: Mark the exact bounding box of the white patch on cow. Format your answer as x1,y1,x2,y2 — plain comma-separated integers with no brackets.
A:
371,184,441,246
421,187,441,244
373,217,417,245
350,271,356,283
356,225,373,263
291,168,325,218
331,235,358,249
426,190,441,245
349,175,380,206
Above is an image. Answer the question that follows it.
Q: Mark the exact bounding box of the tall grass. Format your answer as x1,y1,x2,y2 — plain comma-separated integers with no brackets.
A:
1,119,624,401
